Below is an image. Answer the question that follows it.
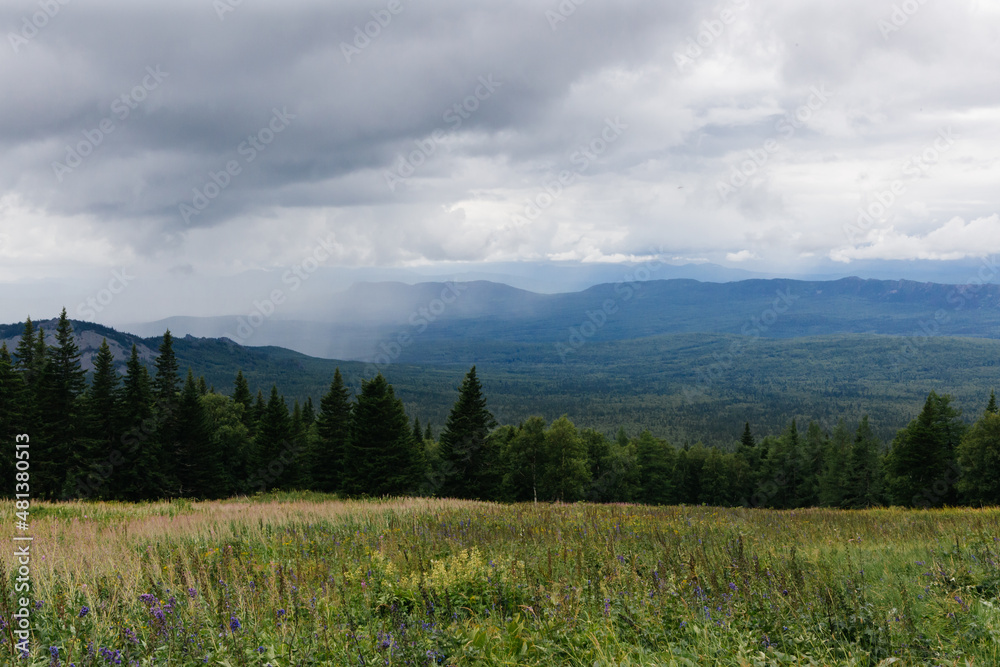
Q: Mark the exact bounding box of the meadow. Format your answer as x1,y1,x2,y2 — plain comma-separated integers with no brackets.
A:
2,495,999,666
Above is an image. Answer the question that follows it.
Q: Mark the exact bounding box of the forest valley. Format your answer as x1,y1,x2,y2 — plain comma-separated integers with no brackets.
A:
1,310,998,509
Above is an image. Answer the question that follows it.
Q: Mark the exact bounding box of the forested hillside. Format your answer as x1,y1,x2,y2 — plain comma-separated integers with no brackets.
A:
2,312,999,509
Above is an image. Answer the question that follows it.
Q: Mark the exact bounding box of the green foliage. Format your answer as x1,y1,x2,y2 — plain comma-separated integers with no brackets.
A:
437,366,498,499
343,374,423,496
957,411,1000,504
886,392,966,507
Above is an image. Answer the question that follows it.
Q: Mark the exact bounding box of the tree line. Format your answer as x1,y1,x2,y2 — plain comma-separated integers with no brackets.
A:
1,312,998,507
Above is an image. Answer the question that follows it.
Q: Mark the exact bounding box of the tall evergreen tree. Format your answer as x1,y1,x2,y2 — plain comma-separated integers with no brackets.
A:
67,339,120,498
843,416,884,508
36,309,86,497
254,386,294,490
886,391,966,507
152,330,182,488
437,366,497,498
112,345,164,500
343,374,422,496
232,370,254,429
957,407,1000,505
173,370,225,497
987,390,998,415
313,368,352,493
0,344,21,495
818,419,853,508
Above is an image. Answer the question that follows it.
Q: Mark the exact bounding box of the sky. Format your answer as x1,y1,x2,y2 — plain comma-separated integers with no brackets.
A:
1,0,999,324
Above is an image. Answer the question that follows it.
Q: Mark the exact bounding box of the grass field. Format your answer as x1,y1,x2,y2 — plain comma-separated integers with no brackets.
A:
2,495,1000,666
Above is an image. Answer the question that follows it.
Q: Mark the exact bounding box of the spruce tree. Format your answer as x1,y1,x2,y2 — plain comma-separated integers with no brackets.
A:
174,370,224,497
115,345,164,500
153,330,182,488
254,386,293,491
818,419,852,507
0,344,20,496
67,339,120,498
232,370,253,426
886,391,965,507
37,309,86,497
843,415,884,508
437,366,497,498
987,390,998,415
412,417,423,446
343,374,422,496
957,408,1000,504
302,396,316,426
635,430,676,505
313,368,351,492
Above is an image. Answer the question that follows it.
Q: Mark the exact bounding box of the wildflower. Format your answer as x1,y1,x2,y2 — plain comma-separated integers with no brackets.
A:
78,606,89,618
230,616,242,633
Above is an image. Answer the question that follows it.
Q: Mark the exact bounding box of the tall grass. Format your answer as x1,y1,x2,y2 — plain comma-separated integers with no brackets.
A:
2,497,998,665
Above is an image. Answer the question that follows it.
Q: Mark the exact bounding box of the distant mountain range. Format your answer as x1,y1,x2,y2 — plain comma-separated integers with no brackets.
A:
121,276,1000,360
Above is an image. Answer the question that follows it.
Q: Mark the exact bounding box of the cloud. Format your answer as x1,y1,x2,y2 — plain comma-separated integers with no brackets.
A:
830,215,1000,263
0,0,999,321
726,250,758,262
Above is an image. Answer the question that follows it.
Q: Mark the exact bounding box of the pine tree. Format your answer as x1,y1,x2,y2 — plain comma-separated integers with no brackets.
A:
232,370,254,429
343,374,422,496
173,370,224,497
153,330,182,489
424,422,433,442
886,392,966,507
843,415,884,508
153,330,180,405
197,375,208,396
253,386,293,491
313,368,351,493
67,339,120,498
412,417,423,446
987,390,998,415
818,419,852,507
0,344,21,495
437,366,497,498
957,408,1000,505
302,396,316,426
37,309,87,497
115,345,164,500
